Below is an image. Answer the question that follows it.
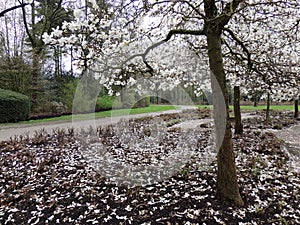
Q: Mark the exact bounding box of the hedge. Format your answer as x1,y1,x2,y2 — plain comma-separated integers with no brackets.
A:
0,89,30,123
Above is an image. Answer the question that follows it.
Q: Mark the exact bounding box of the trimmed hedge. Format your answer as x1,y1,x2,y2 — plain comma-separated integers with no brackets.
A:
0,89,30,123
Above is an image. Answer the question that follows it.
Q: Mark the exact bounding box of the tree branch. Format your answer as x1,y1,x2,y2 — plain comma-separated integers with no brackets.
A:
19,1,36,48
92,29,206,75
204,0,244,31
223,27,252,69
0,3,28,18
176,1,206,19
125,29,205,73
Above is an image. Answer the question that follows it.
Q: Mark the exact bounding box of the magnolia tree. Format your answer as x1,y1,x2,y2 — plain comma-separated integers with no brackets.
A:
223,0,300,121
44,0,300,206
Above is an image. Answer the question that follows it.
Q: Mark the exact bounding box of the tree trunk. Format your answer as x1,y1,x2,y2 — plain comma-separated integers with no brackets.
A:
31,48,41,112
266,92,271,123
295,98,299,118
253,92,258,107
233,86,243,134
206,32,244,206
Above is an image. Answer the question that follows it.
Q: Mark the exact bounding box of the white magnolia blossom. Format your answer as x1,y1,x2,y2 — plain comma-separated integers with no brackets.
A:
223,1,300,101
43,0,300,101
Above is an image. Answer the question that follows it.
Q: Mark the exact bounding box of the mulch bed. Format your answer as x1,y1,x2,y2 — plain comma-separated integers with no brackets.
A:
0,110,299,224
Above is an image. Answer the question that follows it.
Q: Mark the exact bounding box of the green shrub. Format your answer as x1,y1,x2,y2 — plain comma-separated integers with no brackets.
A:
61,79,79,111
122,92,136,108
96,95,115,111
0,89,30,123
72,84,95,114
134,96,150,108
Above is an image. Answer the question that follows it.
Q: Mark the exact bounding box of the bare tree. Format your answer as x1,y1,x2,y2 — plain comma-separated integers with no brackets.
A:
18,0,72,111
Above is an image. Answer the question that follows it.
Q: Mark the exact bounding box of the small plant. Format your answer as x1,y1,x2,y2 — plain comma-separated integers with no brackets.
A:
179,167,191,180
278,215,289,225
255,206,264,214
251,161,262,177
32,128,48,145
166,119,181,127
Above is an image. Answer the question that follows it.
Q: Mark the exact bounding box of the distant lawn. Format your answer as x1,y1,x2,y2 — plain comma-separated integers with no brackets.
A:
236,105,294,111
197,105,213,109
198,105,294,111
0,105,177,126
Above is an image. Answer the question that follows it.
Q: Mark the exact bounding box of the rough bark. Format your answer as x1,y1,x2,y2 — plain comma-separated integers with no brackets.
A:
233,86,243,134
253,92,258,107
207,32,244,206
295,99,299,118
31,48,42,112
129,0,245,207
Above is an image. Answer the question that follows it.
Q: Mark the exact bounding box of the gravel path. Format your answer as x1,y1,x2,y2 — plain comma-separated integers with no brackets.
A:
0,106,196,142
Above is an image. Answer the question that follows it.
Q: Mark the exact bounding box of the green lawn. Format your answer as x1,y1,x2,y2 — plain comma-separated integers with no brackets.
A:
198,105,294,111
0,105,177,126
1,104,294,126
234,105,294,111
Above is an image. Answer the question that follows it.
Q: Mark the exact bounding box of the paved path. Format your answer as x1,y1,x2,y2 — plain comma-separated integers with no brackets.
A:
0,106,196,142
271,124,300,172
173,112,256,130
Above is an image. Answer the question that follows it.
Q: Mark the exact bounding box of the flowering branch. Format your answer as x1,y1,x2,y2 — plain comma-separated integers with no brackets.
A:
223,27,252,69
126,29,205,73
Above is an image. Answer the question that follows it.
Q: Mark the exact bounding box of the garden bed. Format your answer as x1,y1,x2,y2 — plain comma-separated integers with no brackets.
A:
0,109,299,224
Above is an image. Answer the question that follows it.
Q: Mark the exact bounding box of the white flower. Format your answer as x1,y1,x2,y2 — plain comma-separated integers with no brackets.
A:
74,8,83,19
88,0,99,9
116,215,128,220
127,77,136,86
52,27,63,38
99,76,108,84
42,33,52,44
69,21,80,31
82,40,88,48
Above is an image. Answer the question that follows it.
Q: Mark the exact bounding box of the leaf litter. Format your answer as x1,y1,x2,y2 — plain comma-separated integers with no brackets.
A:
0,109,299,224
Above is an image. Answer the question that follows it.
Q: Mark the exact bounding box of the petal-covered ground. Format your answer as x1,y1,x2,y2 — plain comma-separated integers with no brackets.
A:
0,110,299,224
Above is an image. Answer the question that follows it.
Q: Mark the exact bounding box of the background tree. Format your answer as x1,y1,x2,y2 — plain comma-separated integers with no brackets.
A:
223,0,300,123
19,0,73,112
0,0,31,95
295,98,299,118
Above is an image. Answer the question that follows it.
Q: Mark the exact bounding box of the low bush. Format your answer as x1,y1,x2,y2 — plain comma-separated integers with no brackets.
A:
96,95,115,111
134,96,150,108
0,89,30,123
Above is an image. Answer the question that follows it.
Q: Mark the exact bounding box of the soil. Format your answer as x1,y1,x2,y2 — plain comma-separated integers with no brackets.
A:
0,109,299,224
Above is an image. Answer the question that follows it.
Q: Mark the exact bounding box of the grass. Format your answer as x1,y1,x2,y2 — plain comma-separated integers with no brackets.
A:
0,105,177,126
1,104,295,126
197,105,294,111
234,105,294,111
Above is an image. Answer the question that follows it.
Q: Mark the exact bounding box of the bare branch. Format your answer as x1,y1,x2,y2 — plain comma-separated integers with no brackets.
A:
223,27,252,69
0,3,29,18
19,2,36,48
176,0,206,19
164,29,205,41
204,0,244,31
